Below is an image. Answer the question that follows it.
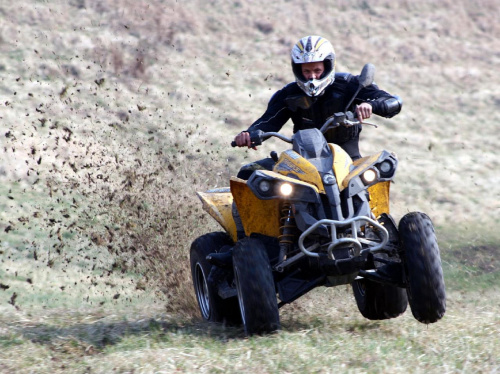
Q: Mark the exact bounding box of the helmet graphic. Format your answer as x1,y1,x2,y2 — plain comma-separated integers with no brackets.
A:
291,36,336,97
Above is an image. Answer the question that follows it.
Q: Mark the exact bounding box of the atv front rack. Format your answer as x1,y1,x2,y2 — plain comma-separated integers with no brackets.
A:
298,216,389,260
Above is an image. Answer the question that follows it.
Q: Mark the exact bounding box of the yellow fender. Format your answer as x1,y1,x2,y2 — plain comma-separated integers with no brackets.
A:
368,181,391,216
230,177,282,238
196,188,237,242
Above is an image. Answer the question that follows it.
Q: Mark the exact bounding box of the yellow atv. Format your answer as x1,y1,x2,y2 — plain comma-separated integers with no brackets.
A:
190,65,446,335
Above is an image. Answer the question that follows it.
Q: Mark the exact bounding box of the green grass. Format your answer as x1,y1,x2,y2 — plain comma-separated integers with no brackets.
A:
443,262,499,292
437,223,500,292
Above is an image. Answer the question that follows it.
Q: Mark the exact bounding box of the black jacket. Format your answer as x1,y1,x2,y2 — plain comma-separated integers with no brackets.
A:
246,73,401,159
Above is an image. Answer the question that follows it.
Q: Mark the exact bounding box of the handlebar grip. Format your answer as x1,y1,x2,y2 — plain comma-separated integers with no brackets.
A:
231,141,237,147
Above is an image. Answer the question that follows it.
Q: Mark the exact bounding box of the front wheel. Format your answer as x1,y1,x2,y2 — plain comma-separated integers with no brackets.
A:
233,237,280,336
399,212,446,323
190,232,239,324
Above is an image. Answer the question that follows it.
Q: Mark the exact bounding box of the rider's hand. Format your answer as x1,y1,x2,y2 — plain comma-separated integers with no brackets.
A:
356,102,373,123
234,131,257,150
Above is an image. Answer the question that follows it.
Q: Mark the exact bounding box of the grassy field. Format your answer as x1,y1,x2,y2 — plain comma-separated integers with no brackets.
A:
1,0,499,372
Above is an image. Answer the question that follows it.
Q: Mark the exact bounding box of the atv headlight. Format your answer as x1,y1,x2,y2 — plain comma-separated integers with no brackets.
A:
258,180,271,193
378,160,395,178
280,183,293,197
246,171,320,202
361,169,377,185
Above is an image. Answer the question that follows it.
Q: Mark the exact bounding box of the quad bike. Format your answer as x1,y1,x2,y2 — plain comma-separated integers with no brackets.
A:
190,64,446,335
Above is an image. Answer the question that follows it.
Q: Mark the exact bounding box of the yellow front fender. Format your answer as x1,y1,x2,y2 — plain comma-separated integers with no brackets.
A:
368,181,391,217
230,177,281,238
197,188,237,242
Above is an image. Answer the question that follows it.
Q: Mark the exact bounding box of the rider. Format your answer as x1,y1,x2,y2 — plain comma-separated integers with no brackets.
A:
233,35,402,180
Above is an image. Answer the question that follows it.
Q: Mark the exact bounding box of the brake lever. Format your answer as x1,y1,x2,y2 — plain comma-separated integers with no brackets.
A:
344,120,378,128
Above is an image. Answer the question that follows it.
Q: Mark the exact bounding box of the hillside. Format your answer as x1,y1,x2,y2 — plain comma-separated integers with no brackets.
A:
0,1,499,372
2,0,499,219
2,0,500,303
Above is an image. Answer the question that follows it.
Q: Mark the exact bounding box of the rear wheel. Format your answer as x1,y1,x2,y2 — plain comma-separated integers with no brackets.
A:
233,237,280,335
399,212,446,323
190,232,240,324
352,279,408,320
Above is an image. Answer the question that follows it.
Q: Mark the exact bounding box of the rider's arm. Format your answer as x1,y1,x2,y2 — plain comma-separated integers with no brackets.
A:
247,87,292,133
233,86,292,148
356,83,403,118
372,94,403,118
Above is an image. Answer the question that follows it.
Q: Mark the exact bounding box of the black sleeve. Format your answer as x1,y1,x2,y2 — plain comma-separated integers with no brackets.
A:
351,78,402,118
246,87,292,133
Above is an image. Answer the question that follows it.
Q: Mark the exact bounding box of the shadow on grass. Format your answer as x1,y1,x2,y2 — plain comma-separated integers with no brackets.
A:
15,316,247,353
15,311,388,354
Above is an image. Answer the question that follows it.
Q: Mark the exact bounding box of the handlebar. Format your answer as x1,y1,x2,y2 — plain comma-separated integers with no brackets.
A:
231,111,369,147
231,131,292,148
319,111,361,133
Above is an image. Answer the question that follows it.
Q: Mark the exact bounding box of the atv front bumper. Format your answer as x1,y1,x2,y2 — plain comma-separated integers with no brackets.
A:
298,216,389,260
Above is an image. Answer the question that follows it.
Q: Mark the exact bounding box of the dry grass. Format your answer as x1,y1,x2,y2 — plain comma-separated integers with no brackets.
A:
0,287,498,373
0,0,500,372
